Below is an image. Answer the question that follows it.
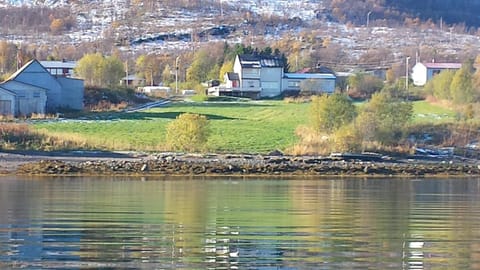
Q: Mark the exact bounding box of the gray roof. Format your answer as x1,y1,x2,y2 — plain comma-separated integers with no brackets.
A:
238,54,284,68
122,74,145,81
226,72,239,80
39,60,77,69
284,73,336,80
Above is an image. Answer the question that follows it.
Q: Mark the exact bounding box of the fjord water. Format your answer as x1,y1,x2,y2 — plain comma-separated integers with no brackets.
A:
1,177,480,269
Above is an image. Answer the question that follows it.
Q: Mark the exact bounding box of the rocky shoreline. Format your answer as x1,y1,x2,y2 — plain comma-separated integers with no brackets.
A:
9,152,480,177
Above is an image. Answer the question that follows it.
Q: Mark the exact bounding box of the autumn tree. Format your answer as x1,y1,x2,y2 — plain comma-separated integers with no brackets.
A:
0,41,17,74
136,54,164,86
162,64,173,85
102,56,125,87
348,73,384,98
450,61,475,104
50,18,65,35
356,92,413,146
310,94,357,134
218,60,234,81
424,69,455,100
165,113,210,152
187,44,224,83
75,53,124,87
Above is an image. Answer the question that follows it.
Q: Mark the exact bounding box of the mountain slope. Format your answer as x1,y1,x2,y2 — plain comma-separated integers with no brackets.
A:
327,0,480,27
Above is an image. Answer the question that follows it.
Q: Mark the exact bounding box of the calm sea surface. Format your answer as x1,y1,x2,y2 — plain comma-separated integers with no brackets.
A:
1,176,480,269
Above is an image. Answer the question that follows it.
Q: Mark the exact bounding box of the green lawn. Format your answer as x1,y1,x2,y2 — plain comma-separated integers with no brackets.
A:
412,100,457,123
32,99,456,153
33,101,310,153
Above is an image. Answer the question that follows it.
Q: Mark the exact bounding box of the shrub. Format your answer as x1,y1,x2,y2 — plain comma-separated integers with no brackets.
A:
310,94,356,133
0,123,33,147
286,125,332,156
165,113,210,152
333,124,361,152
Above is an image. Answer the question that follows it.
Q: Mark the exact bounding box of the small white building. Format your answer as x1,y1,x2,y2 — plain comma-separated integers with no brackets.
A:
411,62,462,86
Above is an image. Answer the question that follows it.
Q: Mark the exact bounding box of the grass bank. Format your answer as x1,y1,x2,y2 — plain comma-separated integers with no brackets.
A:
32,100,310,153
11,99,465,154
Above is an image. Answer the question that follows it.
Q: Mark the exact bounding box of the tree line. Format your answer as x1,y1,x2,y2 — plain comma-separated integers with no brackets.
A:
326,0,480,30
0,6,75,35
425,60,480,106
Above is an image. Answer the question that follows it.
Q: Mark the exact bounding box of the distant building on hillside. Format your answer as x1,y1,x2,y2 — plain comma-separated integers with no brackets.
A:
411,62,462,86
208,54,336,98
121,74,146,87
0,59,84,116
39,60,77,77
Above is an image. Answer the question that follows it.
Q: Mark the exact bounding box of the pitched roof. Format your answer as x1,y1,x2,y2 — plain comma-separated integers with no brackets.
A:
1,80,48,92
423,62,462,69
39,60,76,69
226,72,239,80
5,59,53,82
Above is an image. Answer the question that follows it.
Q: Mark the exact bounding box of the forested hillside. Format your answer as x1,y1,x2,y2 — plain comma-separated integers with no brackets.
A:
328,0,480,28
385,0,480,27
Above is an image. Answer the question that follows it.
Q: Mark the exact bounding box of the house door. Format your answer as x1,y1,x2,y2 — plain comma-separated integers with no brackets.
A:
0,100,12,115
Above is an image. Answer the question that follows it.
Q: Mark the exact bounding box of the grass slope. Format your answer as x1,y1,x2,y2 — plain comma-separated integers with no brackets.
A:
32,100,456,154
33,101,310,153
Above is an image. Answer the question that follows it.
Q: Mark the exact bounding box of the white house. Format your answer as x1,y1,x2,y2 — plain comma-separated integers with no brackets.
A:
209,54,336,98
0,59,84,116
411,62,462,86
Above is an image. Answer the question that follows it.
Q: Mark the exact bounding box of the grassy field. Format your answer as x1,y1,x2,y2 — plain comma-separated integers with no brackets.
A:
412,100,457,123
33,100,310,153
32,99,457,154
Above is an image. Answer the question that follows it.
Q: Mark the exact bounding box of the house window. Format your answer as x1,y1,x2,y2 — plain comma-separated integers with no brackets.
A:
244,68,259,76
288,81,300,88
33,92,41,98
262,82,279,89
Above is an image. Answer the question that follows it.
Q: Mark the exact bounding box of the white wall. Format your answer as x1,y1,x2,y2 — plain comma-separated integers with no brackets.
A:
260,67,283,97
411,63,428,86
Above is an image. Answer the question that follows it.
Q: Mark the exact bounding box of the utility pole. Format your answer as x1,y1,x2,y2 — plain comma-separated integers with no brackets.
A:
367,11,372,28
175,56,180,95
406,56,410,100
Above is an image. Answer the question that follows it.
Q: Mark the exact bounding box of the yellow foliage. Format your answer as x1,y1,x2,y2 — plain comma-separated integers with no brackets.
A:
165,113,210,152
50,18,64,34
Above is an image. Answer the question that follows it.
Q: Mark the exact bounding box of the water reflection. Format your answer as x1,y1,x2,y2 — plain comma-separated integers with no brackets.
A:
0,177,480,269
